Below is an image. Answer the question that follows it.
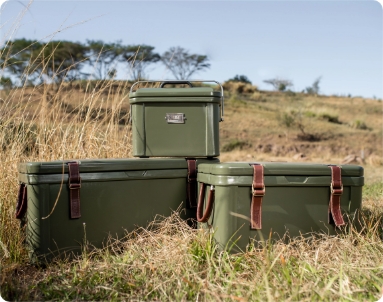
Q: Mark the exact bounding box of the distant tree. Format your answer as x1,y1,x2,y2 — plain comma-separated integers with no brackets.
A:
0,38,43,84
120,45,160,80
36,40,88,82
161,46,210,80
0,76,13,89
263,78,293,91
86,40,123,79
228,74,252,84
0,39,88,84
305,76,322,95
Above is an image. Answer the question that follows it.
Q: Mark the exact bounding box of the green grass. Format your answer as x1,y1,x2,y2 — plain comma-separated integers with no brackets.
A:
2,194,383,301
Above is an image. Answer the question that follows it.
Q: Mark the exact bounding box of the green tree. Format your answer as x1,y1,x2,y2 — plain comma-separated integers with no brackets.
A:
161,46,210,80
228,74,252,84
0,39,88,84
86,40,123,79
305,76,322,95
0,76,13,89
0,38,43,85
263,78,293,91
120,45,160,80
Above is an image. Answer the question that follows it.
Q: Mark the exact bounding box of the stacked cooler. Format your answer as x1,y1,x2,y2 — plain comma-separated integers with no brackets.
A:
16,80,223,261
16,80,364,260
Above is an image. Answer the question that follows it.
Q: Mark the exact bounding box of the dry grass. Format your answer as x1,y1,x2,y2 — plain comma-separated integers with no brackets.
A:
0,80,382,301
0,36,382,300
2,206,383,301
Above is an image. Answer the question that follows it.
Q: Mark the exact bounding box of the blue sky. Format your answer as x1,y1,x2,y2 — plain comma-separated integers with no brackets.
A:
0,0,382,98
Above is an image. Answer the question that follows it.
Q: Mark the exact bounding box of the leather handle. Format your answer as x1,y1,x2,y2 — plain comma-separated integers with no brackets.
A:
160,81,193,88
197,183,215,223
15,183,27,219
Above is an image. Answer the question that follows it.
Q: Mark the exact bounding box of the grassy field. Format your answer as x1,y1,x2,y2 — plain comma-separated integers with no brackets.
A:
1,80,382,301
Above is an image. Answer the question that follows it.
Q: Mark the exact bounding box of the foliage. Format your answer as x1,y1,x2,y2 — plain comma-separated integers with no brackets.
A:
0,39,88,84
0,76,13,89
223,81,257,95
227,74,252,84
263,78,293,91
278,109,309,138
120,45,160,80
305,76,322,95
318,112,341,124
85,40,123,80
161,46,210,80
222,139,250,151
350,120,369,130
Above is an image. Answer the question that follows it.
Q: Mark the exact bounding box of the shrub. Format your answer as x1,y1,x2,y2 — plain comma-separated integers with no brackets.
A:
227,74,252,84
318,113,341,124
350,120,369,130
222,140,250,152
223,81,258,94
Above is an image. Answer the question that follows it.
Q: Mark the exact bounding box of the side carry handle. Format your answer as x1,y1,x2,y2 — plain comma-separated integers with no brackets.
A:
196,183,215,223
15,183,27,219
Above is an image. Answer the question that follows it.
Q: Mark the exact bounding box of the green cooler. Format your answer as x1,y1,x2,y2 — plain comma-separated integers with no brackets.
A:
16,158,218,261
196,162,364,251
129,80,223,157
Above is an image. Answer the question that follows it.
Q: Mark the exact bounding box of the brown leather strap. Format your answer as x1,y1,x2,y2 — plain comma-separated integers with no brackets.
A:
68,161,81,219
328,165,345,227
250,164,265,229
186,159,197,208
15,183,27,219
196,183,215,222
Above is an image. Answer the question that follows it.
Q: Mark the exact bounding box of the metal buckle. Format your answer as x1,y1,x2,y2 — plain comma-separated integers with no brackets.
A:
252,185,265,197
330,183,343,195
69,181,81,190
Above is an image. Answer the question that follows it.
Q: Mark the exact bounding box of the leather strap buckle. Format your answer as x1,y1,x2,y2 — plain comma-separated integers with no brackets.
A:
69,181,81,190
330,183,343,195
252,185,265,197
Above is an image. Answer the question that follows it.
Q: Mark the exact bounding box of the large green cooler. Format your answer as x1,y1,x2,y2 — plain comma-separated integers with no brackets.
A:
129,81,223,157
16,158,218,261
196,162,364,251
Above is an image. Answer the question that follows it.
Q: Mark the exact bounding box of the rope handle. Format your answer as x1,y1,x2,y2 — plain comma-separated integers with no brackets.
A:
196,183,215,223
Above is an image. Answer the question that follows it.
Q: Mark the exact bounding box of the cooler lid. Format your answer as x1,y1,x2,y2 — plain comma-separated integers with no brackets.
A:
19,158,218,174
129,87,222,101
198,162,364,177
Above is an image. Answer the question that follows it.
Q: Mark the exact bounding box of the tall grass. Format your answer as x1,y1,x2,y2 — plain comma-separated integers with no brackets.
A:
0,78,134,263
1,23,383,301
2,201,383,301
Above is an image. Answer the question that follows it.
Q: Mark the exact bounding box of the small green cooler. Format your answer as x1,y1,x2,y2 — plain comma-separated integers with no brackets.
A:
196,162,364,251
129,81,223,157
16,158,218,261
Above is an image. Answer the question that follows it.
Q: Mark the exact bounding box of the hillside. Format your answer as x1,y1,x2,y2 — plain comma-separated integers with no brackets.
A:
1,81,382,301
1,80,382,182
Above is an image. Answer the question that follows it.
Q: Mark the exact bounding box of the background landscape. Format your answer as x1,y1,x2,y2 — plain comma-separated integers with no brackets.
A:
0,0,382,300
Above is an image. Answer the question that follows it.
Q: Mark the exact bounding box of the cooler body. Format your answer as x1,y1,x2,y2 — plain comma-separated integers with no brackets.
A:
197,162,364,251
18,158,218,260
130,85,222,157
